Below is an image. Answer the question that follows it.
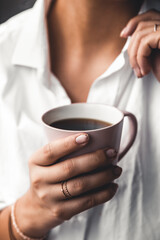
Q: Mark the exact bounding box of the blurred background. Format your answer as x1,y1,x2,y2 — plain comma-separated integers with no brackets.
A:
0,0,160,24
0,0,36,23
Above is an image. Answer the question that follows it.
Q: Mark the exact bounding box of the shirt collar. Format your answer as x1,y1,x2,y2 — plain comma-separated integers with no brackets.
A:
12,0,52,70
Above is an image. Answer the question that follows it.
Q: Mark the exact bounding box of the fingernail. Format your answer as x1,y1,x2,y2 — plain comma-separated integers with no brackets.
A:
141,69,145,76
76,134,89,144
120,27,128,37
113,166,122,176
106,149,117,158
134,67,142,78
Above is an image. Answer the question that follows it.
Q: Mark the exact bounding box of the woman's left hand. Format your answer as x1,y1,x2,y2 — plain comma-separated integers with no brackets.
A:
120,9,160,81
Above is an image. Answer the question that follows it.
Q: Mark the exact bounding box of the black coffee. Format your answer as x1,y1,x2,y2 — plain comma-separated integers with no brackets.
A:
50,118,112,131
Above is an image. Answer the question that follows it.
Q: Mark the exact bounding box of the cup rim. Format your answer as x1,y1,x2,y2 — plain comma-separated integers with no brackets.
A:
41,103,124,133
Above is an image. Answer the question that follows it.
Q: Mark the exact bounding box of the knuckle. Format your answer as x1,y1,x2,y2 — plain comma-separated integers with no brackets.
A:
137,21,145,31
38,189,48,203
32,175,41,190
51,206,64,220
85,196,97,209
31,181,49,204
52,206,71,221
135,30,143,40
43,143,54,160
43,143,52,155
62,159,74,178
72,176,86,194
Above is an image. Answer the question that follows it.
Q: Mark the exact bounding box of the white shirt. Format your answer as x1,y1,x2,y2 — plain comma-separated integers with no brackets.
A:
0,0,160,239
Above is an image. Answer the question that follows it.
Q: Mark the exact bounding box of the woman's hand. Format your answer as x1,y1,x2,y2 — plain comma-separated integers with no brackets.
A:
120,9,160,81
15,134,122,238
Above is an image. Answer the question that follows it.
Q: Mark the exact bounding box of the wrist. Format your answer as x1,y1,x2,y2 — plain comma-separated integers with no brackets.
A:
11,203,46,240
0,206,13,240
13,192,50,239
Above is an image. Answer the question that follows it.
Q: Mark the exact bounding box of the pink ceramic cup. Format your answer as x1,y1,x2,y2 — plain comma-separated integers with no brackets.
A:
42,103,137,161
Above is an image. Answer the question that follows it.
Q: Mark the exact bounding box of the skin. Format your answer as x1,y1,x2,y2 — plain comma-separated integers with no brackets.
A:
1,0,160,239
48,0,143,102
48,0,160,103
13,134,121,238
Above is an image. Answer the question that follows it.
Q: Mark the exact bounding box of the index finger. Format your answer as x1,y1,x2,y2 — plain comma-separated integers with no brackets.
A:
120,9,160,37
30,133,89,166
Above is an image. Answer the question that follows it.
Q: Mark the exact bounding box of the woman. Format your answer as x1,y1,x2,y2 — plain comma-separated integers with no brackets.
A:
0,0,160,239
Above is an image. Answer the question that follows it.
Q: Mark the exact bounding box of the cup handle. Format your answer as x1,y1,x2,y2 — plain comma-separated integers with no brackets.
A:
118,111,137,161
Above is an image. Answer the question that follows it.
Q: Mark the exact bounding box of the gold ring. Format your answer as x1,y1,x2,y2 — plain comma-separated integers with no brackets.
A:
61,181,72,199
154,24,159,32
64,181,72,198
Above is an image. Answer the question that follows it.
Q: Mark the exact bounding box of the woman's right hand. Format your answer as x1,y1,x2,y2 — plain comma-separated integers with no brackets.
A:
14,133,122,239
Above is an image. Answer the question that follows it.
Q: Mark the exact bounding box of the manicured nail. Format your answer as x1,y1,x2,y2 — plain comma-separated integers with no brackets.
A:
76,134,89,144
141,69,145,76
134,67,142,78
120,27,128,37
113,166,122,176
106,149,117,158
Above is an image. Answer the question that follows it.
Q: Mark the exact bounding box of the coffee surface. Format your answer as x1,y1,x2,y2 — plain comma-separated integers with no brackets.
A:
50,118,112,131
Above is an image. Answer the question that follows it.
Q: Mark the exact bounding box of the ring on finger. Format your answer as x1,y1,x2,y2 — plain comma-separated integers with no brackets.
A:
154,23,159,32
61,181,72,199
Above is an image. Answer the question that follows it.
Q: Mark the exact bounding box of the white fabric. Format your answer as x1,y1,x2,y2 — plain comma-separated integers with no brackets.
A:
0,0,160,239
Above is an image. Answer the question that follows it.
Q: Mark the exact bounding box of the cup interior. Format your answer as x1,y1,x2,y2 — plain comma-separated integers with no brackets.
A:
42,103,123,131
